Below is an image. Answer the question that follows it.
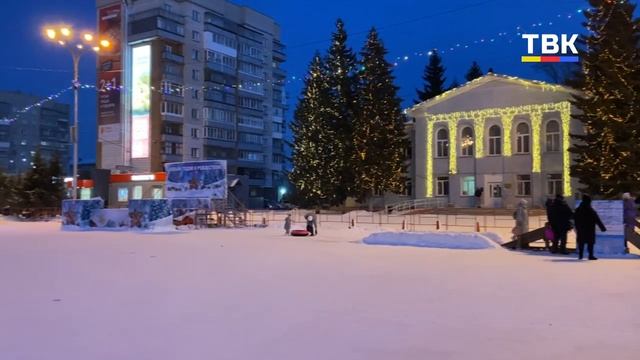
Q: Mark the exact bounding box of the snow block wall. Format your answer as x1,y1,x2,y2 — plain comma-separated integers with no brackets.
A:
128,199,172,229
61,199,105,228
591,200,626,256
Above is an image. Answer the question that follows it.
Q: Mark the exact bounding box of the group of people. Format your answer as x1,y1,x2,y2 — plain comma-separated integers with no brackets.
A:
283,213,318,236
512,194,612,260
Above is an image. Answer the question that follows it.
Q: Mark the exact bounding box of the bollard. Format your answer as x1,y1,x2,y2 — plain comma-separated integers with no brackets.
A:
402,219,406,230
476,222,480,232
351,218,355,228
262,217,266,226
436,220,440,230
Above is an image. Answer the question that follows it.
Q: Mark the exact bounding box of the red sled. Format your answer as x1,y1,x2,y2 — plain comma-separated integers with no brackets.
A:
290,229,310,237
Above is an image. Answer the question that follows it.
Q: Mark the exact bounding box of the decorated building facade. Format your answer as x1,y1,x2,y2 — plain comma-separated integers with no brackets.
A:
405,73,581,209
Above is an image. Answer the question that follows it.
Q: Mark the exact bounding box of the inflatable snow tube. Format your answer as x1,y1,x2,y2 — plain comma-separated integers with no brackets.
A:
290,229,310,237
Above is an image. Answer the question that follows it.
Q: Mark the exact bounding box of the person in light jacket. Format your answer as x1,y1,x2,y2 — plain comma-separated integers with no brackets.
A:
513,199,529,248
284,214,292,235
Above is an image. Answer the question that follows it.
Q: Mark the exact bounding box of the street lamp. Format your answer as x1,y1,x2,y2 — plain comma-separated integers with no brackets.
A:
42,25,110,199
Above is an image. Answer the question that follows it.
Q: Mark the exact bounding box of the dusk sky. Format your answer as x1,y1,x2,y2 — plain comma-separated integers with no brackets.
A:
0,0,589,163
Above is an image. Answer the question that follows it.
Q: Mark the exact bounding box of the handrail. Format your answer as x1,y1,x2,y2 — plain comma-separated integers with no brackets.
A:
385,198,448,214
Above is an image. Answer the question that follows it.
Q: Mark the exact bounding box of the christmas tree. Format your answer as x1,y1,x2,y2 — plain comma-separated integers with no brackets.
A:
465,61,484,82
290,54,340,207
352,28,408,202
415,50,447,103
47,153,66,206
324,19,359,204
570,0,640,197
20,150,52,207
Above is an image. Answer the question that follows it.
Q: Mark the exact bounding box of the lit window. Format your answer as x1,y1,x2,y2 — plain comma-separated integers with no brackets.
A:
516,122,530,154
117,187,129,202
132,186,143,200
488,125,502,155
517,175,532,196
80,188,91,200
461,126,474,157
152,187,163,199
461,176,475,196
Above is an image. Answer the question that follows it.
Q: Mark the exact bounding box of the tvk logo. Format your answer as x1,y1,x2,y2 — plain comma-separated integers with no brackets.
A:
521,34,580,63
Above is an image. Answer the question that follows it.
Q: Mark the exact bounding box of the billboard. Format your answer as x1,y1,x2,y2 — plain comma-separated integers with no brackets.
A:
164,161,228,199
97,4,122,125
131,45,151,158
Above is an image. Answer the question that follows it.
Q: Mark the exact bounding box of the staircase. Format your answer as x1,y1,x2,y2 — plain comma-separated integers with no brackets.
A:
385,198,449,214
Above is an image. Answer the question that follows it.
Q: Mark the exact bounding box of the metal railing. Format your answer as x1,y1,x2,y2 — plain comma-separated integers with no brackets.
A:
385,198,448,214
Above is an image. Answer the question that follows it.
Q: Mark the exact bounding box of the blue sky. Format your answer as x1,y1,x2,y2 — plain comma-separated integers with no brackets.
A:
0,0,590,163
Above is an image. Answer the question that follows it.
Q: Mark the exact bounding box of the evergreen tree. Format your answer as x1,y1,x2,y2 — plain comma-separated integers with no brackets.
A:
487,67,495,73
47,153,66,206
324,19,359,204
465,61,484,81
0,170,10,208
352,28,408,201
20,150,51,207
570,0,640,197
290,54,339,207
415,50,447,103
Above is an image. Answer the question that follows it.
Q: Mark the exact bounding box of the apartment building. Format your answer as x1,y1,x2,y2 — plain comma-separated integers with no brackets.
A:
0,91,70,175
96,0,287,207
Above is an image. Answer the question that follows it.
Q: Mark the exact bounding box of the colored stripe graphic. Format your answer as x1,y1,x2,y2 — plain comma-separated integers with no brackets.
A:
521,56,579,63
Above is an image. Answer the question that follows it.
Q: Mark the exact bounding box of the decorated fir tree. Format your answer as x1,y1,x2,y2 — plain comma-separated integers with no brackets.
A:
47,153,66,206
324,18,359,203
20,150,52,207
570,0,640,197
352,28,408,202
415,50,447,103
465,61,484,82
290,54,340,207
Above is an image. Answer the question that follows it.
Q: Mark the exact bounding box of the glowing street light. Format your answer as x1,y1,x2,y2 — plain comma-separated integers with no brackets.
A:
42,24,111,199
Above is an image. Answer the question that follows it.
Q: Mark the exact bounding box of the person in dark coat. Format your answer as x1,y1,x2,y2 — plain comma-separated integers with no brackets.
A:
574,195,606,260
545,198,554,222
549,194,573,254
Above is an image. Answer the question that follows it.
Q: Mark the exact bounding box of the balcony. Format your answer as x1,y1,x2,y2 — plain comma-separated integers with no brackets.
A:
162,51,184,64
272,67,286,79
130,8,185,24
206,61,236,76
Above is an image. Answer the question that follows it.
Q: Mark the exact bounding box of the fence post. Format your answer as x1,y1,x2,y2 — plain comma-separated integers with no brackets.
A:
436,220,440,230
476,221,480,232
402,219,406,231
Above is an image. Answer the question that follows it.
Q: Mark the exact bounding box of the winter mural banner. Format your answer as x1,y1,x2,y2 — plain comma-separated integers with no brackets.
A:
164,160,227,199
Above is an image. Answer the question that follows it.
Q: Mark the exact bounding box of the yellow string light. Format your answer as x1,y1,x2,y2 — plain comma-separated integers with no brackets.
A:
448,118,458,174
426,121,434,197
560,102,572,197
531,111,542,172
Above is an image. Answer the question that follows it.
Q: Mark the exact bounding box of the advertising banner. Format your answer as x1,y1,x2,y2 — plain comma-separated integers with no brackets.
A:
164,161,227,199
98,124,121,143
97,4,122,125
131,44,151,158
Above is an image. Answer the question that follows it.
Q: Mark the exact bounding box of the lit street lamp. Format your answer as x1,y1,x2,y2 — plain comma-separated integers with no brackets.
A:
42,25,110,199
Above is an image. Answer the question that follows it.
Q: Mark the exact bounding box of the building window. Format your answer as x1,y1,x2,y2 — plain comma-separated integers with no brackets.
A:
461,126,474,157
192,89,199,99
192,10,200,22
117,187,128,202
132,185,143,200
547,174,562,196
517,175,532,196
436,176,449,196
192,69,200,81
436,128,449,157
239,151,264,162
516,122,530,154
191,108,199,119
546,120,561,152
191,147,200,159
152,187,163,199
192,31,200,42
240,97,263,110
163,142,183,155
191,128,199,139
204,127,236,141
80,188,91,200
161,101,183,116
161,81,183,97
461,176,475,196
488,125,502,155
191,49,199,61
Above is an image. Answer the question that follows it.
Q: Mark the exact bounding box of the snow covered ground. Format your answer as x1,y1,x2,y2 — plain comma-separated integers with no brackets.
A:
1,217,640,360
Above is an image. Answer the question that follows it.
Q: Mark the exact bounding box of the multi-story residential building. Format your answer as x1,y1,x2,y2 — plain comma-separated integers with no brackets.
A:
95,0,287,207
0,91,70,175
405,73,581,209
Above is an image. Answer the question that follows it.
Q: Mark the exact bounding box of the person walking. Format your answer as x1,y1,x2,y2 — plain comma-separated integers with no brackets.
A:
549,194,573,254
574,195,606,260
513,199,529,249
622,193,637,251
284,214,292,235
306,215,316,236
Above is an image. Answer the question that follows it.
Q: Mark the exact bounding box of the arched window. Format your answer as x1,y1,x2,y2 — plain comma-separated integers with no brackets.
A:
436,128,449,157
461,126,474,156
516,122,530,154
546,120,560,152
488,125,502,155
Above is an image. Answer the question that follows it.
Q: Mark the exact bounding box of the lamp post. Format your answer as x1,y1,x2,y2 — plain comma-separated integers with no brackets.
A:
43,26,110,199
